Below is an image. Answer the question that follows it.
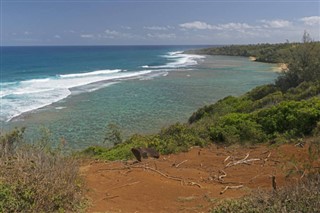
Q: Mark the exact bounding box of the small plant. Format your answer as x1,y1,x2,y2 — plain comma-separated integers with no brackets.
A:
103,123,123,146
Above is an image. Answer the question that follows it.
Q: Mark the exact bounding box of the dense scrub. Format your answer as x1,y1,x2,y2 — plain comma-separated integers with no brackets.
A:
186,42,293,63
0,128,84,212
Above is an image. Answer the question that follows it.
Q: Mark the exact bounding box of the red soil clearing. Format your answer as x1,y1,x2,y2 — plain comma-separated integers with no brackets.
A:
81,143,318,213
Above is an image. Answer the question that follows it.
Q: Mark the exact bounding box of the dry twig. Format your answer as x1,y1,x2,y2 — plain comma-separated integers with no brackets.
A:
175,160,188,168
220,185,244,194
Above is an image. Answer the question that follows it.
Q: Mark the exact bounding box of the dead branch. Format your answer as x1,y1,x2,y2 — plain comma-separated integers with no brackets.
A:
132,165,183,182
220,185,244,194
188,181,202,188
224,156,230,162
248,174,261,183
218,170,227,181
262,152,272,167
225,158,261,168
175,160,188,168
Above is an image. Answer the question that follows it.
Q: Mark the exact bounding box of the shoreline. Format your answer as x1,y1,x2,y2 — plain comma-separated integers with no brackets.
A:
2,55,277,149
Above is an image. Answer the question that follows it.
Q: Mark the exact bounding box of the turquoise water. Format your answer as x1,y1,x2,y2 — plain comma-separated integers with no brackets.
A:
1,46,277,149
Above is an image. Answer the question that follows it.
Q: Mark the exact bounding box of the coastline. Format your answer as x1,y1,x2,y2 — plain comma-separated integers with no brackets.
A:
2,54,277,149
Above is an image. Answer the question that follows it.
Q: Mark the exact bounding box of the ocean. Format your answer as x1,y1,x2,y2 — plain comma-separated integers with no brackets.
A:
1,45,277,149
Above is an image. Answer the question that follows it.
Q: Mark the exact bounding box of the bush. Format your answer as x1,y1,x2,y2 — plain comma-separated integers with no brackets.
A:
209,113,266,144
154,123,207,154
255,98,320,136
246,84,279,101
0,129,83,212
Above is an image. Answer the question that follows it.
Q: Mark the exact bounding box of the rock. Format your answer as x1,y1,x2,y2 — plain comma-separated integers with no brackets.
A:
131,147,160,162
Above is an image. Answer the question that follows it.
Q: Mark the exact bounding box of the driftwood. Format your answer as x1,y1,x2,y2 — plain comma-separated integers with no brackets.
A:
220,185,244,194
225,153,260,168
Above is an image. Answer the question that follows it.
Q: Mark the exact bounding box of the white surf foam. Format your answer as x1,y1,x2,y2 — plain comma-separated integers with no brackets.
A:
0,69,151,121
59,69,121,78
146,51,205,69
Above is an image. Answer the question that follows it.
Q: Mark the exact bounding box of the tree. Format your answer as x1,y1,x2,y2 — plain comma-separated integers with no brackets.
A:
103,123,123,146
276,32,320,90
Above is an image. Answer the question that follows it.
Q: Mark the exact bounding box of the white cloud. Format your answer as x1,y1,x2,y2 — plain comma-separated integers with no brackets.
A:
121,26,132,30
180,21,216,30
300,16,320,26
218,22,255,31
147,33,176,39
260,19,292,28
105,29,121,36
180,21,255,31
54,35,61,39
144,26,174,31
81,34,94,38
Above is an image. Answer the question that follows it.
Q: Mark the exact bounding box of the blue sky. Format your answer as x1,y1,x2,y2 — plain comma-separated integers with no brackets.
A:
1,0,320,46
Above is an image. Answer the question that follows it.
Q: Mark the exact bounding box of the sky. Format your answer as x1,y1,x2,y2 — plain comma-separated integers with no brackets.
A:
1,0,320,46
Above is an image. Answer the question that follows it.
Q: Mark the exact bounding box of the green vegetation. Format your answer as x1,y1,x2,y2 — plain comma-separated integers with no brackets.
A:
0,128,84,212
186,42,293,63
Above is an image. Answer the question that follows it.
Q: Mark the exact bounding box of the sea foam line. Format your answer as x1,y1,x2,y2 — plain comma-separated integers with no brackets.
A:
142,51,205,69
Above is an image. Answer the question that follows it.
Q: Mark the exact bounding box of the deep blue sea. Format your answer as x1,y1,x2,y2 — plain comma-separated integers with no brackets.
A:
1,46,277,149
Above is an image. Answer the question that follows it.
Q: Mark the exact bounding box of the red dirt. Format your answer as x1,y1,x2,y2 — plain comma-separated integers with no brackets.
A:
81,143,318,213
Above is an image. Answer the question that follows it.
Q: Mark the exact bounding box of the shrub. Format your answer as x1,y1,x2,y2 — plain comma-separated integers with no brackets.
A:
0,129,83,212
255,98,320,136
209,113,266,144
154,123,207,154
246,84,279,101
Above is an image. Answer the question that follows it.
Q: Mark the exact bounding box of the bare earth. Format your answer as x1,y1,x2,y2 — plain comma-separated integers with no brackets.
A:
81,143,316,213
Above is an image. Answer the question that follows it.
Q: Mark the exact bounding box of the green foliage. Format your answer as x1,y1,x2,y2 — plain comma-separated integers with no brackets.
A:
154,123,207,154
255,98,320,136
189,96,253,123
209,113,266,145
82,123,208,160
276,35,320,90
187,43,294,63
83,134,150,161
246,84,279,101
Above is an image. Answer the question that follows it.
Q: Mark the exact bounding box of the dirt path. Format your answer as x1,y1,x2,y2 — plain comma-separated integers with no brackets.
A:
81,143,314,213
